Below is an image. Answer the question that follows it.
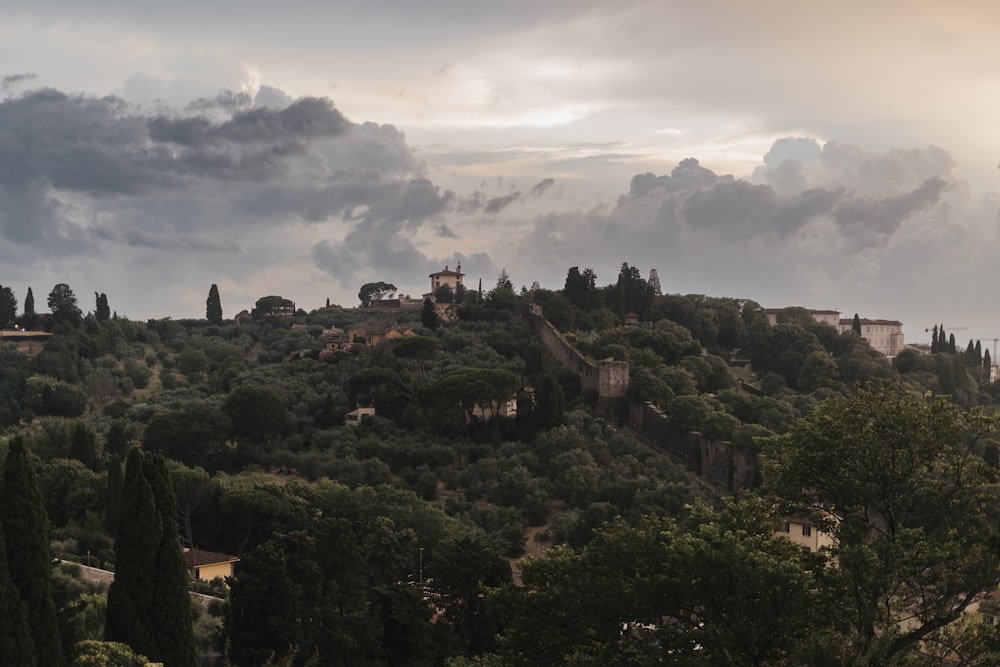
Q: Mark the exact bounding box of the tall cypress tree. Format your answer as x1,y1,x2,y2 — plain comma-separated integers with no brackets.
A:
95,292,111,322
105,455,123,537
949,333,957,354
105,448,163,662
145,455,196,667
931,325,939,353
852,313,862,336
106,450,195,667
206,284,223,325
23,287,34,315
0,437,62,665
0,516,35,666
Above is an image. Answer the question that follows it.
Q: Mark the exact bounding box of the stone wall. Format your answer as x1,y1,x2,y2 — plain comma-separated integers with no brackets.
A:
521,302,756,492
629,401,760,494
522,304,630,409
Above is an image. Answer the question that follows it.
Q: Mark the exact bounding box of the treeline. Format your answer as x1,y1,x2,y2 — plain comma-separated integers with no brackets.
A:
4,265,1000,664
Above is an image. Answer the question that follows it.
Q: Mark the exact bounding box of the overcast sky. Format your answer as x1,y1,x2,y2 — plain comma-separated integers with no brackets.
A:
3,1,1000,347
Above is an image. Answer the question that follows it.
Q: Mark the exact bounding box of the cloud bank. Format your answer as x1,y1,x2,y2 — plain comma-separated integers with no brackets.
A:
0,85,997,346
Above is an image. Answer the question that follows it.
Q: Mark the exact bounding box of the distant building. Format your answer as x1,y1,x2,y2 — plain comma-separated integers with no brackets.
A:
765,308,905,357
426,264,465,301
183,548,239,583
345,406,375,426
774,512,837,553
840,317,904,357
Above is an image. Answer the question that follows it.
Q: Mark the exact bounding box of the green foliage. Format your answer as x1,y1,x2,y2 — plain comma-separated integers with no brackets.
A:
227,482,462,665
24,286,35,316
94,293,110,323
434,283,455,304
563,266,600,311
0,515,34,666
105,449,195,666
206,284,223,325
611,262,654,318
421,297,439,329
765,381,1000,662
224,385,291,444
485,270,516,311
23,375,88,418
48,283,83,328
72,640,148,667
358,281,397,308
497,496,827,666
0,284,16,328
143,402,232,469
252,295,294,320
1,437,63,665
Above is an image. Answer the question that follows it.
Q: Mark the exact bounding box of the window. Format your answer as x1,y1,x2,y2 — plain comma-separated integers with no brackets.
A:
802,525,812,537
783,522,790,533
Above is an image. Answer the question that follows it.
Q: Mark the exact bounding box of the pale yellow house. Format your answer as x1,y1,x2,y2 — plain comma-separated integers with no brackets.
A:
345,406,376,426
429,264,464,294
774,513,837,553
183,548,239,583
348,326,415,346
839,317,905,357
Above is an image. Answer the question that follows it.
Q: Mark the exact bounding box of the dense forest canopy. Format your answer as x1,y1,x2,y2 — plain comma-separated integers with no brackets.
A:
2,268,1000,665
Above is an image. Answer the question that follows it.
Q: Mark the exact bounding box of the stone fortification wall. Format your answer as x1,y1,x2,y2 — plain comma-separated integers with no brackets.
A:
524,304,599,392
522,303,630,416
522,302,756,494
630,401,760,494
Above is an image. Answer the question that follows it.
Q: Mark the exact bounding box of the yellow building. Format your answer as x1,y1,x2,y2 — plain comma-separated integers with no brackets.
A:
429,264,464,294
774,513,837,553
183,548,239,583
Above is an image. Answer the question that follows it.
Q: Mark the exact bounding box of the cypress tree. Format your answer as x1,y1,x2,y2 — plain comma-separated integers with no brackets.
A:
939,326,947,351
0,437,62,665
985,349,993,381
931,325,939,354
976,340,983,364
95,292,111,322
206,284,223,325
852,313,862,336
23,287,34,315
949,333,956,354
105,448,163,662
0,516,35,666
106,449,195,666
105,455,123,537
144,454,196,667
421,298,440,330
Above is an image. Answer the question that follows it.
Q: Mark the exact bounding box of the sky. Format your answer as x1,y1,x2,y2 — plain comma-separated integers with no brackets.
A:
3,1,1000,349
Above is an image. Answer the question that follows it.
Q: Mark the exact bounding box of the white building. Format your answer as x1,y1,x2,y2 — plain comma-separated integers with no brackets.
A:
765,308,905,358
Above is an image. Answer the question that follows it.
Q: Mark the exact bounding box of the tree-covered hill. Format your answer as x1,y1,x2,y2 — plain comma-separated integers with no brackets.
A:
2,271,1000,664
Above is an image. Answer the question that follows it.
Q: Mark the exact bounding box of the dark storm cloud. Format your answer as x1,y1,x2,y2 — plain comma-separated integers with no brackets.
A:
186,90,253,113
149,97,349,146
309,177,456,285
513,142,967,309
619,158,732,203
530,178,555,196
1,73,36,91
485,191,521,213
435,223,457,238
833,176,948,234
0,85,459,293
